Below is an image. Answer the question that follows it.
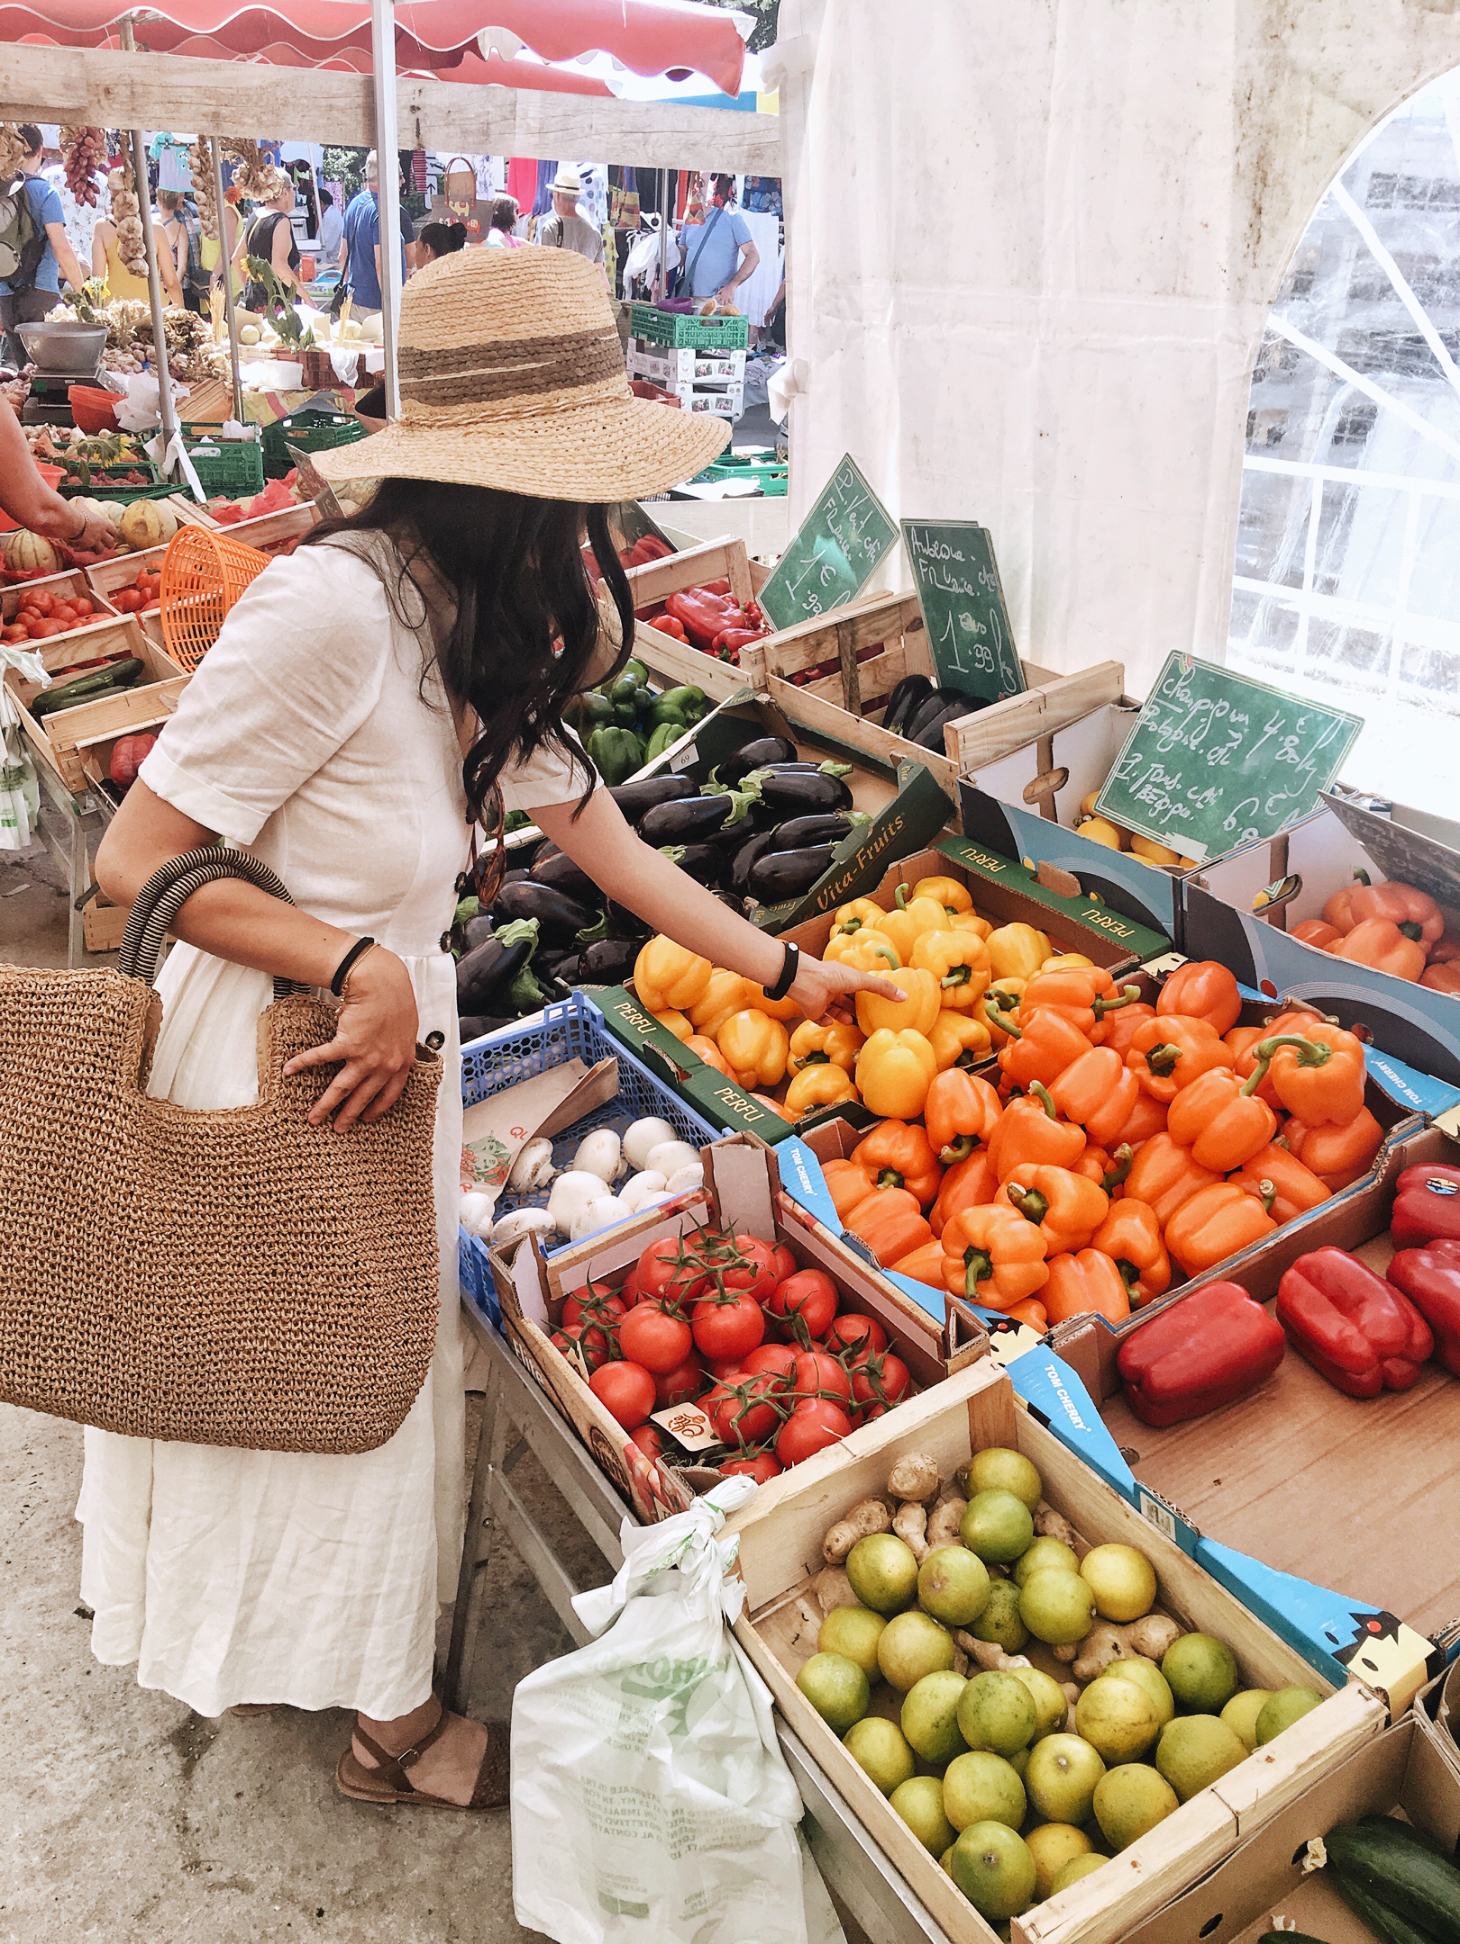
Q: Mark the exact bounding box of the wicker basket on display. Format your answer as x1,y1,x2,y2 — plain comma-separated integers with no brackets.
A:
159,526,270,670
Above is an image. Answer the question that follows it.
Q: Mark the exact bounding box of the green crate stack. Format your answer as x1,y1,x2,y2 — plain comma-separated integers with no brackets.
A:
260,408,368,480
695,454,788,496
182,423,264,498
628,302,750,351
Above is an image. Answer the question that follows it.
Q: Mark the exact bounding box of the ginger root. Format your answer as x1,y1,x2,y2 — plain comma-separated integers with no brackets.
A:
1034,1503,1078,1549
1071,1612,1184,1683
822,1498,891,1564
893,1501,929,1561
955,1631,1032,1674
926,1498,967,1551
1053,1641,1077,1664
811,1566,858,1613
1125,1613,1183,1661
887,1452,942,1502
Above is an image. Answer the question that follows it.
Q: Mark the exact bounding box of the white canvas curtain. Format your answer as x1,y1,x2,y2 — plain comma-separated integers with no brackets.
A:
769,0,1460,702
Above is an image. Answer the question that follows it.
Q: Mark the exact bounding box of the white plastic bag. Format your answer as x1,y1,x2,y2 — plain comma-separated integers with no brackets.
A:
511,1478,846,1944
0,645,46,851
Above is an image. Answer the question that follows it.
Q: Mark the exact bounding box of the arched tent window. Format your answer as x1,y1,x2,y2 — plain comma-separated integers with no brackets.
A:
1228,73,1460,819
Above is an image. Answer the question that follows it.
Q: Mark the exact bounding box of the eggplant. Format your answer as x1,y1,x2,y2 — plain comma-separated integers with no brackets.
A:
747,845,835,901
500,868,532,888
904,686,974,744
769,810,870,852
458,1013,517,1043
657,842,723,885
882,674,934,736
606,899,651,941
492,880,595,948
639,792,755,848
530,849,599,903
610,773,696,822
913,699,979,752
461,913,497,952
576,936,641,985
745,763,854,816
729,829,776,896
714,737,799,787
457,927,536,1012
535,950,582,986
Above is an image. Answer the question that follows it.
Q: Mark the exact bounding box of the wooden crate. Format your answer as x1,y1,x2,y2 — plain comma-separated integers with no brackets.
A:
83,546,165,613
626,534,772,701
2,568,121,642
80,888,131,954
7,621,187,792
210,501,318,556
725,1357,1386,1944
168,495,218,530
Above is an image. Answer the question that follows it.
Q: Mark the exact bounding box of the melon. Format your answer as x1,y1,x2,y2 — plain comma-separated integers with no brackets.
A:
2,529,59,574
238,324,260,345
118,499,176,551
358,314,384,344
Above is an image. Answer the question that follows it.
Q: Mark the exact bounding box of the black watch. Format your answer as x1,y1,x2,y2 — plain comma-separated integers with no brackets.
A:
764,941,799,1002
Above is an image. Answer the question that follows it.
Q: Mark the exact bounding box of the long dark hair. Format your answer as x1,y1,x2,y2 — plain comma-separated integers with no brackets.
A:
305,479,635,823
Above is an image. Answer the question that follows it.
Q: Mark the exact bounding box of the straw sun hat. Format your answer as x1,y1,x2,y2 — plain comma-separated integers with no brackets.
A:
314,249,730,502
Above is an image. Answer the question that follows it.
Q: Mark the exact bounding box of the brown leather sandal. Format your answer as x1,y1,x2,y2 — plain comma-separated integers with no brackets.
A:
335,1700,509,1812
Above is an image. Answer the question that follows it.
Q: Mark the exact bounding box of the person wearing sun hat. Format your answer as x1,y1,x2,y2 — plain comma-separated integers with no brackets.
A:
538,163,606,283
87,248,898,1817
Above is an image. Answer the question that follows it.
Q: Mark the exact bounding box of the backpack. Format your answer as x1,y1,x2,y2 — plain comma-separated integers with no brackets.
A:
0,176,45,289
176,208,206,292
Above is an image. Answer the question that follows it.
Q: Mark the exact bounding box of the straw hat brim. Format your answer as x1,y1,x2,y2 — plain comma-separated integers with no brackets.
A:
315,393,732,503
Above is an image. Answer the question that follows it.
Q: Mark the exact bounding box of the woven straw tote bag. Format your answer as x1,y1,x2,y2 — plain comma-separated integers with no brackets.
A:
0,846,442,1454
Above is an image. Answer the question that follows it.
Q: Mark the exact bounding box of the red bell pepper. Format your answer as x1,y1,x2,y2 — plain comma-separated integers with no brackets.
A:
665,587,738,651
1389,1163,1460,1248
1276,1247,1433,1397
1387,1238,1460,1377
1117,1280,1285,1427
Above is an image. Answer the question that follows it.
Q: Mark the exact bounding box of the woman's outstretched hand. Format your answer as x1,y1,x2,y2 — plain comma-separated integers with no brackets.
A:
283,947,421,1130
788,954,902,1023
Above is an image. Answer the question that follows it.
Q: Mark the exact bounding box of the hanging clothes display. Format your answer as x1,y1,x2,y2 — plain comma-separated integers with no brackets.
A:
148,133,192,194
506,157,537,212
532,160,558,216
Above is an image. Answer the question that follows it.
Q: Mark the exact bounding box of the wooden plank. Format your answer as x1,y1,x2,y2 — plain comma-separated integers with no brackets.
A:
948,662,1127,776
760,672,959,801
0,43,781,169
626,535,756,610
631,620,748,705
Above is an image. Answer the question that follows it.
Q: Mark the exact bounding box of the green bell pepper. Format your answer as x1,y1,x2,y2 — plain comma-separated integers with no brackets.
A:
644,720,685,763
586,725,645,786
623,659,649,686
651,684,708,725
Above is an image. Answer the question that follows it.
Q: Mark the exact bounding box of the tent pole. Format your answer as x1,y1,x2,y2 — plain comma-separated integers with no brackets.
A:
371,0,401,418
119,22,180,458
209,136,245,425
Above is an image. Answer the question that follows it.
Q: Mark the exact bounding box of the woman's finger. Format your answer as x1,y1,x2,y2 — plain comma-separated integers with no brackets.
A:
359,1069,410,1124
333,1069,388,1133
306,1061,368,1127
284,1037,349,1076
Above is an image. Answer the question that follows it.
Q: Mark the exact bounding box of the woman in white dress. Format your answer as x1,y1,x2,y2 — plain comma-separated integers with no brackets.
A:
91,247,896,1812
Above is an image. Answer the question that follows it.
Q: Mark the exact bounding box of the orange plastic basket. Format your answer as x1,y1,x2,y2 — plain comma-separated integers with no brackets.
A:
158,526,271,671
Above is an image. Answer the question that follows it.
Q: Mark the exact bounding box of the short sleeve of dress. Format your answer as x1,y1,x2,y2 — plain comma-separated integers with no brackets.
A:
498,729,601,815
137,545,392,842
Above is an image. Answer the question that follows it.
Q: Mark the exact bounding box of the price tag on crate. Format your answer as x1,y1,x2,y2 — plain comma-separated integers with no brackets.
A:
651,1401,721,1453
756,455,899,631
901,519,1025,704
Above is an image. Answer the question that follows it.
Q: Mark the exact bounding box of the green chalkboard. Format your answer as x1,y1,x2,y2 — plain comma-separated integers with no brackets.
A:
756,455,899,631
901,520,1024,702
1094,653,1364,865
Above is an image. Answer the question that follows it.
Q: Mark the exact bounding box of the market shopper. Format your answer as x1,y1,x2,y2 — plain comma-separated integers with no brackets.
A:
416,220,466,266
0,124,88,368
484,196,522,249
236,175,302,307
339,150,411,317
678,173,759,309
91,171,184,309
89,247,899,1812
317,187,344,270
538,167,607,287
158,189,208,314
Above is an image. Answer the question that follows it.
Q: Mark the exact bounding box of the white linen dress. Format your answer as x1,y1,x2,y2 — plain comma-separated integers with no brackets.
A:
76,537,592,1719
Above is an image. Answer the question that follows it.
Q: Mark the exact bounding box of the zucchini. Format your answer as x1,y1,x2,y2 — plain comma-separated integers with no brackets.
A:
1327,1817,1460,1941
1329,1873,1445,1944
31,657,145,718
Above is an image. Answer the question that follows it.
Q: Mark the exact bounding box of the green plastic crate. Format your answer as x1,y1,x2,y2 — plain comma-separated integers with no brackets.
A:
182,422,264,497
695,454,788,496
58,458,176,503
628,302,750,351
261,407,367,480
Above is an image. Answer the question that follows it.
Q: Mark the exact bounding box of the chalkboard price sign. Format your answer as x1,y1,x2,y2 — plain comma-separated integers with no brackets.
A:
756,455,900,632
901,519,1024,703
1094,653,1363,865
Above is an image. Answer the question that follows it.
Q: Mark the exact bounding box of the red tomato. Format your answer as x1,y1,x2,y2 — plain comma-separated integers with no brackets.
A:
635,1235,703,1310
710,1234,781,1306
691,1290,766,1363
702,1355,745,1383
25,591,52,616
825,1313,889,1359
706,1371,785,1447
776,1397,853,1466
619,1303,694,1374
51,604,76,625
719,1450,783,1483
653,1356,704,1409
29,618,61,638
562,1286,625,1332
551,1323,614,1373
851,1351,913,1411
768,1243,797,1284
791,1349,853,1405
619,1262,643,1307
741,1343,798,1385
70,595,93,617
767,1270,838,1338
1,624,26,643
630,1423,665,1461
112,587,145,613
589,1360,656,1429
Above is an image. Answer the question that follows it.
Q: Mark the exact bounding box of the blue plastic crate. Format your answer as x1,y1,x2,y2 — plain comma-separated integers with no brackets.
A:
457,992,726,1326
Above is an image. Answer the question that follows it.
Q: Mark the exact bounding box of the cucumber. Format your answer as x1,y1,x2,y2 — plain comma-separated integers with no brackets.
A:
1327,1817,1460,1941
1330,1872,1446,1944
31,656,145,718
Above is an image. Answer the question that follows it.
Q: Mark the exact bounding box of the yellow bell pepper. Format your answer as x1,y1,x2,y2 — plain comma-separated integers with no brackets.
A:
747,982,803,1022
855,964,940,1038
716,1008,790,1089
1079,789,1101,818
824,928,901,973
634,936,713,1014
652,1008,693,1042
1040,952,1094,972
928,1009,993,1071
984,977,1026,1047
789,1016,864,1074
1130,834,1199,869
950,911,994,941
856,1028,938,1118
881,893,952,962
1075,815,1127,851
784,1063,860,1116
831,896,889,936
910,875,974,915
911,928,992,1012
986,922,1051,982
688,967,756,1040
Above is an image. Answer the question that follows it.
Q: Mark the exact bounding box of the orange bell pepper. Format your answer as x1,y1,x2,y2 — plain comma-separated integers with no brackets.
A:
748,981,804,1022
1242,1024,1365,1126
987,1084,1087,1181
941,1202,1049,1308
635,937,713,1013
1074,1143,1133,1195
1430,933,1460,964
824,928,902,974
1286,1107,1384,1191
995,1002,1094,1092
1019,967,1142,1042
1346,879,1444,948
909,874,975,915
1109,1090,1169,1150
651,1008,693,1041
685,1032,733,1076
689,967,757,1040
856,1028,938,1119
912,927,992,1011
1422,961,1460,996
833,896,892,936
1230,1007,1326,1107
928,1009,994,1071
1165,1180,1277,1276
1127,1015,1234,1104
1322,877,1366,932
1330,919,1427,983
1099,1000,1158,1061
1231,1143,1330,1224
856,964,941,1038
1224,1023,1267,1066
844,1185,933,1267
983,979,1026,1048
1157,960,1242,1035
1091,1198,1171,1305
1006,1297,1050,1332
1166,1067,1278,1172
788,1016,864,1074
1040,1249,1131,1327
852,1122,943,1208
823,1158,876,1222
717,1008,791,1089
1048,1046,1141,1148
1004,1164,1111,1254
931,1149,1000,1237
1123,1132,1220,1227
890,1239,949,1290
924,1067,1003,1163
1292,918,1343,950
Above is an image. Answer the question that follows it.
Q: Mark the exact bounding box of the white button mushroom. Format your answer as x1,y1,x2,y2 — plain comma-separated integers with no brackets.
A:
489,1207,559,1248
507,1137,556,1194
665,1162,705,1195
619,1170,668,1214
547,1169,611,1235
647,1140,700,1179
570,1194,629,1242
573,1128,626,1184
458,1189,497,1238
623,1116,679,1172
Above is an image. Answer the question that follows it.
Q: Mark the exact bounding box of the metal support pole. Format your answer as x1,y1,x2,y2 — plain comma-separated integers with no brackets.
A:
209,136,245,425
370,0,401,418
119,22,179,455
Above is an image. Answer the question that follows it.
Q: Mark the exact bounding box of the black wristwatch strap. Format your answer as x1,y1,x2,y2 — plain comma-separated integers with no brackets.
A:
331,935,375,997
765,941,799,1002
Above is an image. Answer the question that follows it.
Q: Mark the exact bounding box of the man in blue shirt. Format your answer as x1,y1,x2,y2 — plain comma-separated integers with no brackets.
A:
339,150,412,315
1,124,86,369
677,175,759,307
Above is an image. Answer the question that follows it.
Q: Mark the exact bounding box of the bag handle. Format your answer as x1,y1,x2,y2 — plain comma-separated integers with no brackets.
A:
118,845,308,1000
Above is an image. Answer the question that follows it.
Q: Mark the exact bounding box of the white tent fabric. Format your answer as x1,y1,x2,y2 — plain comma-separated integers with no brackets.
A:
769,0,1460,702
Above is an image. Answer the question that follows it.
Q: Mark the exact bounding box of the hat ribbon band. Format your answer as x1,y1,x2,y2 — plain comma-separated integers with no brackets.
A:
399,327,622,409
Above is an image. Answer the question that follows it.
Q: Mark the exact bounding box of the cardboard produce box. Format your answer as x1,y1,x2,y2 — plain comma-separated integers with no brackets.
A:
486,1136,989,1525
724,1355,1385,1944
5,619,185,792
1428,1657,1460,1782
1121,1713,1460,1944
